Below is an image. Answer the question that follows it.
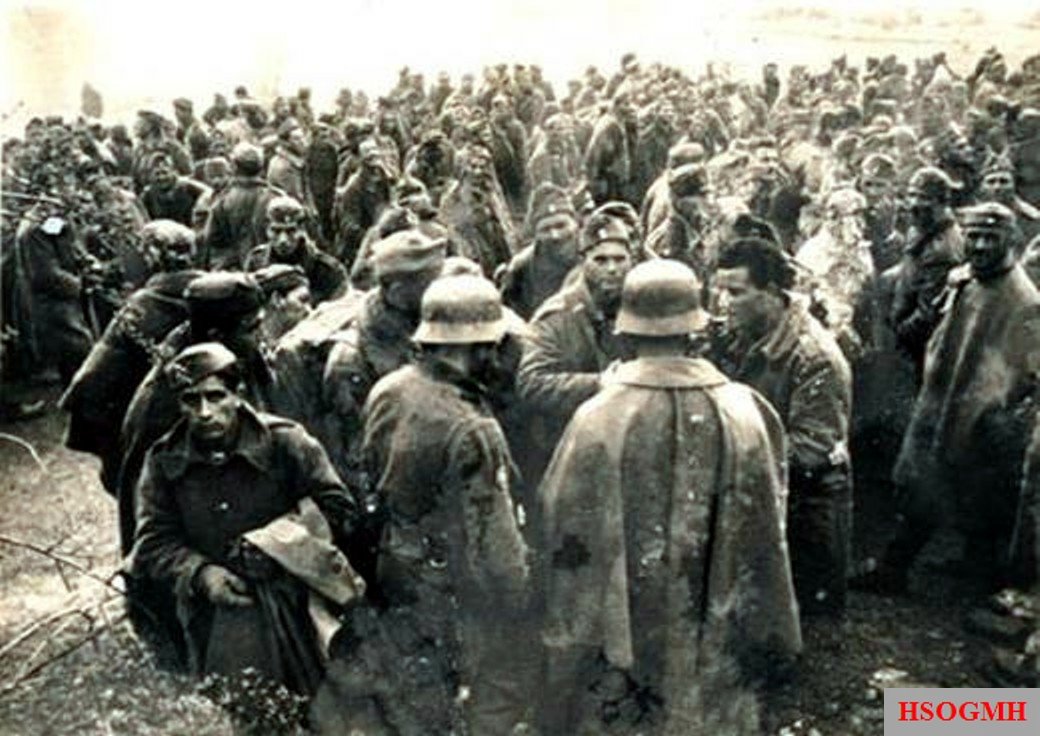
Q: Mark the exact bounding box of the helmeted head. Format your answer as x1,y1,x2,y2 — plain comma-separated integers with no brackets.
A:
959,202,1017,280
616,259,709,337
167,342,242,446
413,274,507,345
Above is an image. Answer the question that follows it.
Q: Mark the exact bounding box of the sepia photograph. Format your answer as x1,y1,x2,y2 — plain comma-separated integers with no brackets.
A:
2,0,1040,733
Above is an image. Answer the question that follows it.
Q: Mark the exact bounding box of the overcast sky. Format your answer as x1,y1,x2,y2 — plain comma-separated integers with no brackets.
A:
2,0,1037,130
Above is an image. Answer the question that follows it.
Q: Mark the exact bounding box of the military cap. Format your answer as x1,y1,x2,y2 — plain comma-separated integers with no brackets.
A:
371,230,446,280
667,142,707,168
668,164,709,198
908,166,961,201
231,141,263,174
526,183,576,228
254,264,309,297
184,272,263,325
616,259,708,337
137,109,165,124
860,152,897,181
580,205,636,254
173,98,193,112
958,202,1015,233
166,342,239,390
413,275,506,345
266,195,306,225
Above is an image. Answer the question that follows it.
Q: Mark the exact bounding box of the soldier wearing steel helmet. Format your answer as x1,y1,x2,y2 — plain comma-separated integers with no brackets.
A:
538,259,800,735
311,275,532,736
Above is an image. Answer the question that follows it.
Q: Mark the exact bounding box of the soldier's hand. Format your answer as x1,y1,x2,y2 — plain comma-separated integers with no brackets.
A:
197,564,253,607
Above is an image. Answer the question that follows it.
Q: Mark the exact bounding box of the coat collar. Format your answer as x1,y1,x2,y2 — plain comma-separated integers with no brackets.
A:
155,403,274,480
747,297,809,364
609,356,729,389
562,273,608,325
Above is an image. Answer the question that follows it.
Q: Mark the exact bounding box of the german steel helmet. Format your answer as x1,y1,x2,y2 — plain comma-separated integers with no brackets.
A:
413,275,507,344
615,259,709,337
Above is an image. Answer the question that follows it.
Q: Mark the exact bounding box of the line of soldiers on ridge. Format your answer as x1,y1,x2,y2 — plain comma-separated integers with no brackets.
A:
3,45,1040,732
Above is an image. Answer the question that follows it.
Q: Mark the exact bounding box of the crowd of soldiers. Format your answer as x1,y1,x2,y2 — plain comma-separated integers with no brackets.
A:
3,44,1040,733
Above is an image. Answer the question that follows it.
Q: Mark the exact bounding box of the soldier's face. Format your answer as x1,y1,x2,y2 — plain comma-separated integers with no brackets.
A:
209,171,230,191
860,177,890,206
384,265,442,316
289,129,310,156
966,229,1012,277
534,213,578,256
151,159,176,189
224,313,263,358
712,267,776,339
582,242,632,306
274,285,312,326
980,172,1015,204
161,239,195,271
180,375,239,444
907,189,941,226
269,222,306,257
